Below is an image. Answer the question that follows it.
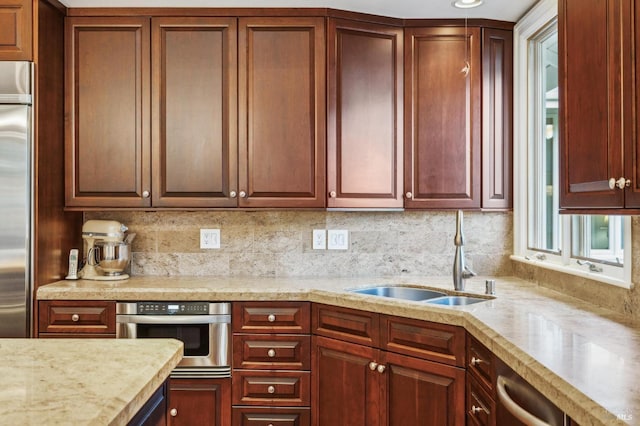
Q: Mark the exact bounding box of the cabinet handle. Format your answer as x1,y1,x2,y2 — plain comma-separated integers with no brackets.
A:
609,177,631,189
369,361,378,371
267,349,276,358
405,192,412,199
142,190,150,198
377,364,386,374
471,405,484,415
267,314,276,322
230,191,237,198
71,314,79,322
267,385,275,394
239,191,247,198
497,376,551,426
470,357,483,366
170,408,177,417
329,191,337,198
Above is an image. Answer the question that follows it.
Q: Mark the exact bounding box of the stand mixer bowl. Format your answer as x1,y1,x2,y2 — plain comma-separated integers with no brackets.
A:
94,241,130,275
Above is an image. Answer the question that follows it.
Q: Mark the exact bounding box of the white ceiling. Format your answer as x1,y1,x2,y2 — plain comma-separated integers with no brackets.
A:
58,0,539,22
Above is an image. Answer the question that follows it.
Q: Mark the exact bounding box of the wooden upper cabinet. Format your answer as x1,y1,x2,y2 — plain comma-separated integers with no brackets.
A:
65,17,151,208
481,28,513,210
0,0,32,60
404,26,481,209
238,17,326,208
151,17,238,208
326,19,403,209
559,0,629,209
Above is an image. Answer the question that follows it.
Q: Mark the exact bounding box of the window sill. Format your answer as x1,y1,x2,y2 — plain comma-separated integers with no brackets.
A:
510,255,633,289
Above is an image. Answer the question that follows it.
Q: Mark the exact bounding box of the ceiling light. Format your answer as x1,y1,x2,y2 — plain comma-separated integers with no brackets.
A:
452,0,484,8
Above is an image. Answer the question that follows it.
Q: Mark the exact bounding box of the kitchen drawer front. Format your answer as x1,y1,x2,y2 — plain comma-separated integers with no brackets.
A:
232,371,310,406
312,303,380,347
466,373,496,426
38,300,116,335
233,302,310,334
232,407,310,426
381,315,465,367
233,334,311,370
467,334,495,391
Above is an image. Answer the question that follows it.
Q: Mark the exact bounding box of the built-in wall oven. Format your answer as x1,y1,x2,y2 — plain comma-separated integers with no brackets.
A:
116,302,231,379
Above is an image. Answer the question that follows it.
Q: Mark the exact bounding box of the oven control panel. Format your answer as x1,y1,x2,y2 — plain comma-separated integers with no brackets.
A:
137,302,210,315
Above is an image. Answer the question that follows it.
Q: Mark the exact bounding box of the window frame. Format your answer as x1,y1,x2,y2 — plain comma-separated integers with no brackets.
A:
512,0,632,288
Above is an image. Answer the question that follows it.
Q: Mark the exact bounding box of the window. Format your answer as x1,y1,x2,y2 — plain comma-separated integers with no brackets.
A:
513,0,631,287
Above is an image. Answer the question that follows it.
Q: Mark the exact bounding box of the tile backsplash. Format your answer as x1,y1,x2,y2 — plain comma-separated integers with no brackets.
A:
86,210,513,278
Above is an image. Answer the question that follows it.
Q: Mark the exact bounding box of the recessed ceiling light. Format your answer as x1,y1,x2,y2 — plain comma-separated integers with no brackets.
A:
452,0,484,8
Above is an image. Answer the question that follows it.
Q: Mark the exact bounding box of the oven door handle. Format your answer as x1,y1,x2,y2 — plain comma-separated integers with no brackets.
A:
116,314,230,325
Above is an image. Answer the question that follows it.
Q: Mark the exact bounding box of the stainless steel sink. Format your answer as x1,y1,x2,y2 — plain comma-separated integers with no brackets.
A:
349,286,447,301
424,296,489,306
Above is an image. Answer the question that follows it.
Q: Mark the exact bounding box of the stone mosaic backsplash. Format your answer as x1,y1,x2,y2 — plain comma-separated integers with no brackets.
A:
85,210,513,278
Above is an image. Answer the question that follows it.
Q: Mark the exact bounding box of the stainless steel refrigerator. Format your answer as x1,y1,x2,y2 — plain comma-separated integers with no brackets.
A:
0,61,32,338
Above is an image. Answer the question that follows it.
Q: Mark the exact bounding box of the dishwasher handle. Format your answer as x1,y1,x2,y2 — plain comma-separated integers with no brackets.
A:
496,375,552,426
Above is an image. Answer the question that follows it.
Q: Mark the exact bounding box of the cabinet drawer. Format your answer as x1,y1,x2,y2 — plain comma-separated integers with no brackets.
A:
232,407,310,426
312,304,380,347
38,300,116,335
232,371,310,406
467,373,496,426
467,334,495,391
381,315,465,367
233,302,310,334
233,334,310,370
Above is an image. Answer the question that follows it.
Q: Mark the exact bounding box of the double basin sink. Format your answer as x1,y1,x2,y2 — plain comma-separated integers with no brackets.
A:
349,285,491,306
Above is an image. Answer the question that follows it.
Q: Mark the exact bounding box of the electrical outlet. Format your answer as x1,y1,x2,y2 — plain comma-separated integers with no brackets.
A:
327,230,349,250
200,229,220,249
313,229,326,250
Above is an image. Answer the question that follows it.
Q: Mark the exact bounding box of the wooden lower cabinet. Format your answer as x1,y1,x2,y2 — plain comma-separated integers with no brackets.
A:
167,378,231,426
312,335,465,426
232,407,310,426
38,300,116,337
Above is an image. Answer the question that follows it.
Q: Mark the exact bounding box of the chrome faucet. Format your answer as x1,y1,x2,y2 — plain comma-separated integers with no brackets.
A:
453,210,476,291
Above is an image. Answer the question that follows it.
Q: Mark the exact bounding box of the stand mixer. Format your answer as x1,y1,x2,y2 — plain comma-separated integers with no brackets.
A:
79,220,134,281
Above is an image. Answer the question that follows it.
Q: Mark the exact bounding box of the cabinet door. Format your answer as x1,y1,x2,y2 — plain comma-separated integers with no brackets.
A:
326,19,403,208
312,335,382,426
238,17,326,208
404,26,481,209
559,0,626,209
152,17,238,208
65,17,151,208
383,351,465,426
481,28,513,210
0,0,32,60
168,378,231,426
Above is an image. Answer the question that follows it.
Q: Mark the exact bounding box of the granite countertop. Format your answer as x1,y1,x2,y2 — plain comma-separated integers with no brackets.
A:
0,338,183,425
38,275,640,426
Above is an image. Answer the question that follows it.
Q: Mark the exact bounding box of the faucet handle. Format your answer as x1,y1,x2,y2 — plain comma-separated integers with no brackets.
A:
462,266,476,279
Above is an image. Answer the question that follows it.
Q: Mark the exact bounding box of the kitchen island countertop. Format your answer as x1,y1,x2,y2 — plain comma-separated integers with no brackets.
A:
38,275,640,425
0,338,182,425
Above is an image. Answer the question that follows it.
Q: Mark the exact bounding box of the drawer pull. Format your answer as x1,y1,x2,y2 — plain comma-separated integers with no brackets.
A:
267,385,275,394
471,356,483,366
369,361,378,371
376,364,386,374
170,408,177,417
267,349,276,358
267,314,276,322
471,405,484,415
71,314,80,322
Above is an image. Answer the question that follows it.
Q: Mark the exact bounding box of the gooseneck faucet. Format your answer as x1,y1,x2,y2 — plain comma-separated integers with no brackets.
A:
453,210,476,291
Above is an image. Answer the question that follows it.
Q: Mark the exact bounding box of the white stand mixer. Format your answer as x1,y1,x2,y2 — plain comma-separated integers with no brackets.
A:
79,220,133,281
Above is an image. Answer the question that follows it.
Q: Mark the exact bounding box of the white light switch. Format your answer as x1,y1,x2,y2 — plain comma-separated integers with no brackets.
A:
200,229,220,249
327,230,349,250
313,229,326,250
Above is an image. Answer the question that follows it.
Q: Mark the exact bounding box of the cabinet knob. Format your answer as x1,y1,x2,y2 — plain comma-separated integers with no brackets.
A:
267,385,275,394
239,190,247,198
609,177,631,189
267,314,276,323
230,191,237,198
376,364,386,374
471,405,484,415
329,191,337,198
470,357,483,366
369,361,378,371
405,192,412,199
267,349,276,358
71,314,79,322
170,408,178,417
142,190,150,198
